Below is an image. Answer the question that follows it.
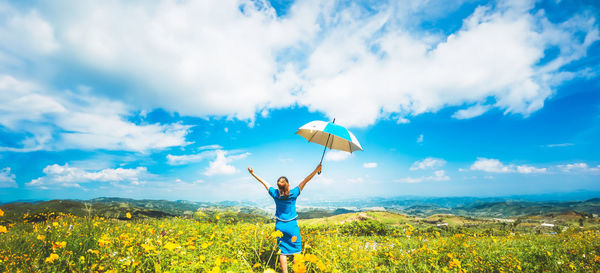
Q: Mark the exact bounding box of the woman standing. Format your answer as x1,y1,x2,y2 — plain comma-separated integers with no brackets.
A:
248,164,322,273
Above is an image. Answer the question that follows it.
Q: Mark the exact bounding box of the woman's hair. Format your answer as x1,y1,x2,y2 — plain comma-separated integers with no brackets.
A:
277,176,290,198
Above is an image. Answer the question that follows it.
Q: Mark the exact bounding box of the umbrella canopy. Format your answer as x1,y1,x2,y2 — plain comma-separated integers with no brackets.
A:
296,120,363,153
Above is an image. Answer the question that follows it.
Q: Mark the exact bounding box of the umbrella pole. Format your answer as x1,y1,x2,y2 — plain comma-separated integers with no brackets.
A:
318,133,331,175
317,118,335,175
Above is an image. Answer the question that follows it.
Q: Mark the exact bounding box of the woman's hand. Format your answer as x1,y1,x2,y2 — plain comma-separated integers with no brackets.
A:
248,167,254,174
315,164,322,173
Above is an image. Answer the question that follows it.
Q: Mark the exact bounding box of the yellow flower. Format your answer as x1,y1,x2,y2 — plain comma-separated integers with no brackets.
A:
253,263,261,268
291,236,297,242
0,208,4,216
271,230,283,239
546,251,552,256
79,256,85,264
316,261,327,271
0,225,7,233
37,234,46,241
126,213,132,219
448,258,461,269
292,259,306,273
304,253,318,263
45,253,59,263
98,237,111,247
52,222,59,227
263,269,277,273
164,242,179,251
52,241,67,250
142,242,156,252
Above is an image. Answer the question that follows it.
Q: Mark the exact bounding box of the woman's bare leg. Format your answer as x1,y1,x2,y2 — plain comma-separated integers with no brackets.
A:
279,254,288,273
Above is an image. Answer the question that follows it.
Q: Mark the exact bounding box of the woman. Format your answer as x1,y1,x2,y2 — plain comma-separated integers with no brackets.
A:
248,164,322,273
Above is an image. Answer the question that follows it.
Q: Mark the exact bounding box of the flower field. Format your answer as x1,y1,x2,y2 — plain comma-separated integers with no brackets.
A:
1,208,600,272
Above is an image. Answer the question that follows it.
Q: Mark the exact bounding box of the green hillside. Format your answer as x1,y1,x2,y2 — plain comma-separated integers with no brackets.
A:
0,198,269,225
300,211,411,225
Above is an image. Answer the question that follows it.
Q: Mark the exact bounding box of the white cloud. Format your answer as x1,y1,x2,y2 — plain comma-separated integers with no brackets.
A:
470,158,547,174
0,75,190,152
0,167,17,188
452,104,492,119
516,165,547,174
40,1,316,122
363,162,378,168
167,151,214,166
203,150,250,176
0,8,60,56
197,144,223,150
0,1,595,128
325,150,352,161
175,178,204,185
396,117,410,124
558,163,600,173
396,170,450,183
26,164,148,188
166,145,222,165
410,157,446,171
297,2,599,126
544,143,574,148
417,134,424,143
470,158,513,173
559,162,589,171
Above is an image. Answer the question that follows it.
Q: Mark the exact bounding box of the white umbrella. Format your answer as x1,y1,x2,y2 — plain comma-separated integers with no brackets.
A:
296,119,363,174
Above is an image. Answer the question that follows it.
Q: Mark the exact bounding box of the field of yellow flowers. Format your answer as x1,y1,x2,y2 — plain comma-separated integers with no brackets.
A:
1,208,600,272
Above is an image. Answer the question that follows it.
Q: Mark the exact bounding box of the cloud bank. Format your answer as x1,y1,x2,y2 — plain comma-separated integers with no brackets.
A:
0,0,596,131
26,164,149,189
0,75,189,152
470,158,547,174
410,157,446,171
0,167,17,188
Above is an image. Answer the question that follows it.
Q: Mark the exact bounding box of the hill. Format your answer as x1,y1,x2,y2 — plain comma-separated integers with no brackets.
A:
0,198,269,224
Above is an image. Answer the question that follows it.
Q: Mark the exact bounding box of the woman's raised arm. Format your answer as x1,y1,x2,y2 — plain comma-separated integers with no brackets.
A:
248,167,269,191
298,164,322,191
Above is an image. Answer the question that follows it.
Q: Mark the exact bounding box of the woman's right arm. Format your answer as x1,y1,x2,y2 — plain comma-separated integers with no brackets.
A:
298,164,322,191
248,167,269,191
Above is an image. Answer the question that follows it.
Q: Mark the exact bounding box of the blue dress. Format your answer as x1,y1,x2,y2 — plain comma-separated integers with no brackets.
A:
268,186,302,255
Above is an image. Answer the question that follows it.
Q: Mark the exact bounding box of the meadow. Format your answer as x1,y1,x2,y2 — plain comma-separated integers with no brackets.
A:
1,208,600,272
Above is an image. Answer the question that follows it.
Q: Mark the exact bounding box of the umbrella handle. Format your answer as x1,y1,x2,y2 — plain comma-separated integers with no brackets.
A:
318,133,332,175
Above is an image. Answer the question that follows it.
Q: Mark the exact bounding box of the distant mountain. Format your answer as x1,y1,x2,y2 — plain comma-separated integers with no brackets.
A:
452,199,600,217
2,192,600,222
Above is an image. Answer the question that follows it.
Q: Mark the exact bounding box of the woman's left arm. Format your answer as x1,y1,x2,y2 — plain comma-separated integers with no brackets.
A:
298,164,322,191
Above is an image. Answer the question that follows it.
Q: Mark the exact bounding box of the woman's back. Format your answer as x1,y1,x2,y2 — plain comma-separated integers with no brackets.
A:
269,186,300,221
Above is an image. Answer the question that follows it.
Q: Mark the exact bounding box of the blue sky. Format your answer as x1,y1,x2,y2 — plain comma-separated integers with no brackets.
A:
0,0,599,202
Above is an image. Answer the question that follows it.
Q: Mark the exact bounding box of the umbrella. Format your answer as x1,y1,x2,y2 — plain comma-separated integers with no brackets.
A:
296,119,363,174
